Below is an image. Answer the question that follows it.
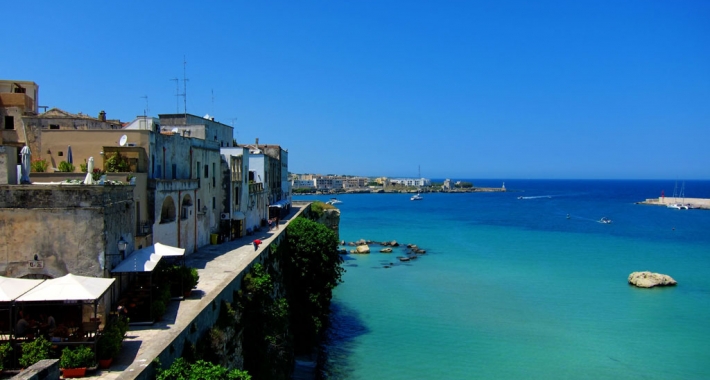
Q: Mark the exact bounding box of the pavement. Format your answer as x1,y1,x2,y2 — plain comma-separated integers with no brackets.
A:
81,205,305,380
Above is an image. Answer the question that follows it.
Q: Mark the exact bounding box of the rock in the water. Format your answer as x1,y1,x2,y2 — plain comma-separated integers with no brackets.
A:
380,248,393,253
356,245,370,254
390,240,399,247
356,239,367,246
628,271,677,288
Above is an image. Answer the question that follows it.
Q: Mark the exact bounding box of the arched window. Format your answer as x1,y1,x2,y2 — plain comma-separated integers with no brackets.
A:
160,196,176,223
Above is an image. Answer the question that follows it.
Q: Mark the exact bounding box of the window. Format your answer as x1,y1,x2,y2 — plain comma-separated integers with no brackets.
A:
172,164,177,179
49,124,60,130
234,187,240,206
204,164,208,178
196,162,200,178
4,116,14,130
212,197,216,210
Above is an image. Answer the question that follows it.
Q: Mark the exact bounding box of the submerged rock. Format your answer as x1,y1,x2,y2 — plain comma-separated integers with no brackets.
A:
380,248,393,253
628,271,677,288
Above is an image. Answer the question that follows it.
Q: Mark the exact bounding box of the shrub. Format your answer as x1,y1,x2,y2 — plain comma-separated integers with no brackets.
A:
57,161,75,172
151,300,166,320
0,342,11,371
30,159,49,173
92,168,105,181
105,152,131,172
59,345,95,369
19,336,52,368
157,358,251,380
309,201,335,219
97,321,126,360
80,161,88,173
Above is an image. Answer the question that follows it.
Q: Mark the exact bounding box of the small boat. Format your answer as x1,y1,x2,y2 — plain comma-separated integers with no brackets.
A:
411,193,423,201
326,198,342,205
566,214,570,219
599,217,612,224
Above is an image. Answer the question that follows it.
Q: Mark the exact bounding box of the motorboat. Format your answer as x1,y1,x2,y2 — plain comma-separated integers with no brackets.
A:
599,217,612,224
326,198,342,205
411,193,423,201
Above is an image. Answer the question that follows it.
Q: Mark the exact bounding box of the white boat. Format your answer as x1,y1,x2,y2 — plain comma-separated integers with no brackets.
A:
599,217,612,224
326,198,342,205
667,182,689,210
411,193,423,201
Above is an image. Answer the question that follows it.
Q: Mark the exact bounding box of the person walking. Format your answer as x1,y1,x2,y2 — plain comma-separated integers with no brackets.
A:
253,239,262,251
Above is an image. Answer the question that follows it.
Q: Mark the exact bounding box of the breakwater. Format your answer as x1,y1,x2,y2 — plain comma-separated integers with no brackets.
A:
637,197,710,210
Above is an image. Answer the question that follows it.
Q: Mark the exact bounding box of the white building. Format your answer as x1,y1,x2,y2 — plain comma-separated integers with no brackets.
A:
389,177,431,187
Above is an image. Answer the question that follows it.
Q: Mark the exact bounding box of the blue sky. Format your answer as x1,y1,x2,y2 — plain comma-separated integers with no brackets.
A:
4,1,709,179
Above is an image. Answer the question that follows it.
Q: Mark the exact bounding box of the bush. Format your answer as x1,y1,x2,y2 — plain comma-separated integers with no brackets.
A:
60,345,95,369
30,159,48,173
151,300,167,320
105,152,131,172
0,342,11,371
19,336,52,368
168,265,199,296
157,358,251,380
57,161,75,172
309,201,335,219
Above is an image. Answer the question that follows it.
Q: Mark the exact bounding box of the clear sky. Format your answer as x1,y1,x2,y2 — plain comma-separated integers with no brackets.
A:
4,1,709,179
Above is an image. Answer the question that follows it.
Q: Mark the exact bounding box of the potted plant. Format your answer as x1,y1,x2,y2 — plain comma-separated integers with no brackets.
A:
60,345,94,378
19,336,52,368
96,320,126,368
168,265,200,297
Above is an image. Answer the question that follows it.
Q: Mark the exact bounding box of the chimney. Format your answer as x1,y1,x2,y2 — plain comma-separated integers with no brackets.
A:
99,110,106,122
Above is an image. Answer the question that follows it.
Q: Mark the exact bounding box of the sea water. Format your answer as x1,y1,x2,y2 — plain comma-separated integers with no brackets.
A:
295,180,710,380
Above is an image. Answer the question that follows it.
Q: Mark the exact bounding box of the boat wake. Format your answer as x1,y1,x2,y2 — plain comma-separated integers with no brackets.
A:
517,195,553,200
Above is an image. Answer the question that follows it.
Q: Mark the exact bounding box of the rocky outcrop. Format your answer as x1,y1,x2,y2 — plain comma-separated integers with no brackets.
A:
628,271,677,288
380,248,393,253
355,245,370,254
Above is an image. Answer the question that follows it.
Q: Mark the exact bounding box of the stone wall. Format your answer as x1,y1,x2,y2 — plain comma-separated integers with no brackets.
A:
0,145,18,185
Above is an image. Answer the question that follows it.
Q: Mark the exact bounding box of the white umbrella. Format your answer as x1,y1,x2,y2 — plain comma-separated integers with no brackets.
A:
20,146,31,184
83,156,95,185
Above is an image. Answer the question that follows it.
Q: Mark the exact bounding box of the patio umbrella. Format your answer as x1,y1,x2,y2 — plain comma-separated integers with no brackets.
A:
83,156,95,185
67,145,73,164
20,145,31,184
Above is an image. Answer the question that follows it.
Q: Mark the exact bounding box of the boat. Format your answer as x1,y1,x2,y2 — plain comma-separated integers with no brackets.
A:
599,217,612,224
326,198,342,205
411,193,423,201
667,182,689,210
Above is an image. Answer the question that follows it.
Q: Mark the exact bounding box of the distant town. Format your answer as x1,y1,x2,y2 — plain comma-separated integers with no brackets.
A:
290,173,506,193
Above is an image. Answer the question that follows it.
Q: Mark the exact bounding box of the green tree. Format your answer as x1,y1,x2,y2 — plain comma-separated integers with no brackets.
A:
280,217,344,353
157,358,251,380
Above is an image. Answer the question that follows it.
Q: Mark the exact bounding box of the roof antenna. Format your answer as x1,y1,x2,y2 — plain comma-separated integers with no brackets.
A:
140,95,149,117
182,56,189,117
170,78,180,113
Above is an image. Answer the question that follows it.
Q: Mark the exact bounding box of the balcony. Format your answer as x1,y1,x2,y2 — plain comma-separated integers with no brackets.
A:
249,182,264,194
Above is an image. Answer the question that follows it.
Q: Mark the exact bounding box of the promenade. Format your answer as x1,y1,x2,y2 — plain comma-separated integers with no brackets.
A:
82,204,305,380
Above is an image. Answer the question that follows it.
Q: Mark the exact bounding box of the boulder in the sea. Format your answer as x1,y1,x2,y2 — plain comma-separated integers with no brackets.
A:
628,271,677,288
380,248,393,253
356,245,370,254
356,239,367,246
390,240,399,247
414,249,426,254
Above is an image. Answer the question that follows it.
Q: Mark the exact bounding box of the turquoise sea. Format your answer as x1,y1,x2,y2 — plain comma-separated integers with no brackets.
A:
295,180,710,380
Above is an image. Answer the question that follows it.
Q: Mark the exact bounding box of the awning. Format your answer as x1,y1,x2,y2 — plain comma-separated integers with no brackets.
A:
270,199,291,208
0,277,45,302
16,274,115,302
112,242,185,273
232,211,246,220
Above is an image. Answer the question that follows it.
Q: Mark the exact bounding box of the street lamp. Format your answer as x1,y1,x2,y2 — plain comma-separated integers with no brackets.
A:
117,237,128,259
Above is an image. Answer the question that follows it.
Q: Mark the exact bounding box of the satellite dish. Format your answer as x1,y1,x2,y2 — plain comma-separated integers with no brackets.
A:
171,128,179,133
119,135,128,146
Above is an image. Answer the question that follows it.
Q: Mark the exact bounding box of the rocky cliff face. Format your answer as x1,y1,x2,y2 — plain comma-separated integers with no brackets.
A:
628,271,677,288
316,208,340,240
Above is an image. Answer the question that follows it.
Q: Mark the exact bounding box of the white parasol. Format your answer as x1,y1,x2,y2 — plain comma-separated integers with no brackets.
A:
20,146,31,184
83,156,96,185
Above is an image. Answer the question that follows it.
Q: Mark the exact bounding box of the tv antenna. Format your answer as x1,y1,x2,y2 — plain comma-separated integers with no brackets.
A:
170,78,180,113
182,56,189,117
140,95,149,117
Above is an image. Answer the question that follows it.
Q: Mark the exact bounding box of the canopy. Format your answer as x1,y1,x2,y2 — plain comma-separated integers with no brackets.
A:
232,211,246,220
112,242,185,273
270,199,291,208
16,274,115,302
0,277,45,302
